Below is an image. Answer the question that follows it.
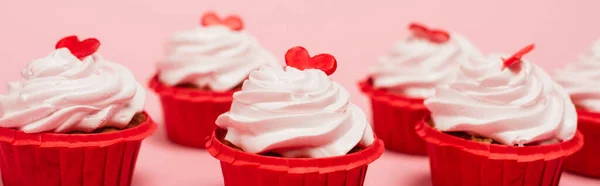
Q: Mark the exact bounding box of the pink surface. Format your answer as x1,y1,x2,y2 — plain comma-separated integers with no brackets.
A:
1,0,600,185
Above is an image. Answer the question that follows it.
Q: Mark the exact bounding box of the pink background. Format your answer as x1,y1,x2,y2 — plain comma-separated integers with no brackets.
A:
1,0,599,185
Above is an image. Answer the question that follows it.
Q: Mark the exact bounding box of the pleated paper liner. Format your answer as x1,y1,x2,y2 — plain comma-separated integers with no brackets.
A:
206,128,385,186
149,75,234,148
415,118,584,186
0,112,157,186
564,109,600,178
358,78,429,155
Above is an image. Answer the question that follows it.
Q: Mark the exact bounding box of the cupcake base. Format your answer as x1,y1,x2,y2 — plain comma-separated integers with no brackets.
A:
149,75,235,148
0,112,157,186
206,128,385,186
564,109,600,178
359,79,428,155
68,113,147,134
416,118,584,186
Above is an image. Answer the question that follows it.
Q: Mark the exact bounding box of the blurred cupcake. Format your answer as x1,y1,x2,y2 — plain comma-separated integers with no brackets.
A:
359,22,483,155
0,36,156,186
417,45,583,186
207,46,384,186
149,12,279,148
554,40,600,178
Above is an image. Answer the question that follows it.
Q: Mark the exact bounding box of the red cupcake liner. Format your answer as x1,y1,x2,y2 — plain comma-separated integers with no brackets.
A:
564,109,600,178
206,128,385,186
0,112,157,186
415,119,584,186
149,75,234,148
358,79,429,155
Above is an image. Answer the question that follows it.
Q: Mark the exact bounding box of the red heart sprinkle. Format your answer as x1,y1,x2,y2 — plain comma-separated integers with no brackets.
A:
429,30,451,43
285,46,337,76
408,23,450,43
408,23,429,38
200,12,244,31
55,35,100,60
502,44,535,70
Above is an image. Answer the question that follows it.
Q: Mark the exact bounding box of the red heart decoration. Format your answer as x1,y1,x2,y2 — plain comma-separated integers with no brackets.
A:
408,23,429,39
285,46,337,76
408,23,450,43
502,44,535,70
200,12,244,31
55,35,100,60
429,30,450,43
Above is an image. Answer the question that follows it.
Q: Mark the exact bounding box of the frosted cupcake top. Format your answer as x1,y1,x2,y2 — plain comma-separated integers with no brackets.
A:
216,47,375,158
424,45,577,146
369,23,483,98
554,40,600,112
0,36,146,133
157,12,279,91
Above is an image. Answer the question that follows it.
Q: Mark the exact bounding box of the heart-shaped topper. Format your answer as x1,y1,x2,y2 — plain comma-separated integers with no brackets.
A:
200,11,244,31
502,44,535,70
285,46,337,76
408,23,450,43
55,35,101,60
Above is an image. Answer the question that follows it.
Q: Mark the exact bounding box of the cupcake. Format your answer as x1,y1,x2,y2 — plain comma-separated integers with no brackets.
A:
417,44,583,186
0,36,156,186
554,40,600,178
359,22,483,155
149,12,279,148
206,46,384,186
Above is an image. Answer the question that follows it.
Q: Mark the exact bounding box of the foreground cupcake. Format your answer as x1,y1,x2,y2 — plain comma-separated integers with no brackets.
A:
0,36,156,186
417,45,583,186
149,12,279,148
207,46,384,186
359,23,483,155
554,40,600,178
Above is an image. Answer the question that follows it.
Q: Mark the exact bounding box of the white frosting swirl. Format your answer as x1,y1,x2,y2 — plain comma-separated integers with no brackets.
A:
554,40,600,112
424,54,577,146
0,48,146,133
157,25,279,91
216,66,375,158
370,33,483,98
